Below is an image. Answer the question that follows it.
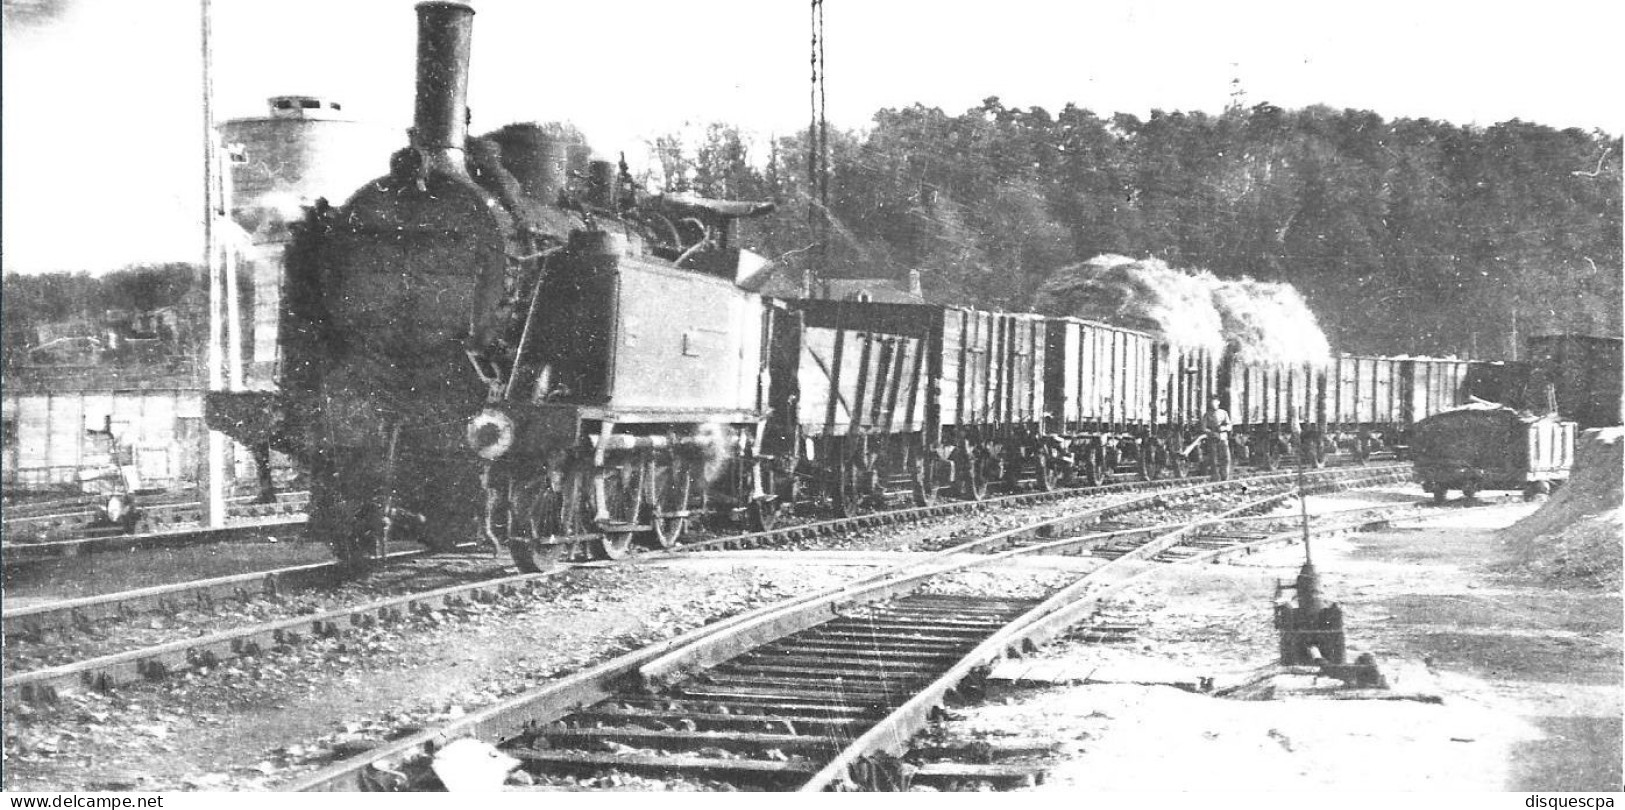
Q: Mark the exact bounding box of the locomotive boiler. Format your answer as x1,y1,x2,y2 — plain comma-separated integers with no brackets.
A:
214,2,782,569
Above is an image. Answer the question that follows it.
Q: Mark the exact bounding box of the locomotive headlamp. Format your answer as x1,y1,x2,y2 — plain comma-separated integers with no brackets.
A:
467,408,516,460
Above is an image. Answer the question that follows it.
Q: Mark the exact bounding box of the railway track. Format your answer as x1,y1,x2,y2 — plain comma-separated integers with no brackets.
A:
1,466,1404,705
1,463,1406,643
0,515,307,571
283,465,1417,791
2,490,309,543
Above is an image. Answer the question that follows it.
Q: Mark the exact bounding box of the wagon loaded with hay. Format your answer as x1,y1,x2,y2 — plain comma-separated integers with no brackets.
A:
1411,402,1577,502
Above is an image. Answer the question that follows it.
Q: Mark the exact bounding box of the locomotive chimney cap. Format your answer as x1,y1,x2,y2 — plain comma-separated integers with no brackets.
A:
415,1,474,12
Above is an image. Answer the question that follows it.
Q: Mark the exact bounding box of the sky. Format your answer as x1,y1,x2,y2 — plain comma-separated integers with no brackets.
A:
3,0,1622,275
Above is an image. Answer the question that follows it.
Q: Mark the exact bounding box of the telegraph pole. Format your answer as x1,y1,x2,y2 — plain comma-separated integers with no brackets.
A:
806,0,827,298
200,0,228,527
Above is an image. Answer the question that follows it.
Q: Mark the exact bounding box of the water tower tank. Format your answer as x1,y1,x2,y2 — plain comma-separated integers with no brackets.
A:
220,95,397,241
219,97,397,383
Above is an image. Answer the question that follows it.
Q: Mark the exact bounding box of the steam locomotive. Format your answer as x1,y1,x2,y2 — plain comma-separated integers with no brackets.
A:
205,1,1499,571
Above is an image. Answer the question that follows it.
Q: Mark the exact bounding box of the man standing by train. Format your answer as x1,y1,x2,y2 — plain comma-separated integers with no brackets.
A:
1202,396,1233,481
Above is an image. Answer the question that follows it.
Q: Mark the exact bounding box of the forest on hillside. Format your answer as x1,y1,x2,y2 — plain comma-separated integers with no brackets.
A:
3,102,1619,366
648,100,1622,358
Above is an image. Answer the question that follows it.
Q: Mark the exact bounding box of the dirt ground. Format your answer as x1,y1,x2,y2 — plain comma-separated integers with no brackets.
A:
958,489,1622,791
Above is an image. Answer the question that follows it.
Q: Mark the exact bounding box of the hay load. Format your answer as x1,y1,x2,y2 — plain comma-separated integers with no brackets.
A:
1209,276,1331,366
1037,254,1226,352
1499,427,1623,588
1036,254,1330,365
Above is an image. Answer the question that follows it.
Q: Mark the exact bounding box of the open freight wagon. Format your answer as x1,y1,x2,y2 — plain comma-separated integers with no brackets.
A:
771,300,1055,510
1411,404,1576,501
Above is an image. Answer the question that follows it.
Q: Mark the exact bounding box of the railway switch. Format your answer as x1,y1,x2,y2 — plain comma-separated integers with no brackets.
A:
1273,561,1386,688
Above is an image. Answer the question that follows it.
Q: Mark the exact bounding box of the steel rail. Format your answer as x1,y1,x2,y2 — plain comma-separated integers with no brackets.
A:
3,491,309,537
1,546,434,639
4,473,1239,697
2,568,550,704
626,466,1402,686
1,516,306,569
3,463,1405,640
795,479,1418,790
286,465,1405,791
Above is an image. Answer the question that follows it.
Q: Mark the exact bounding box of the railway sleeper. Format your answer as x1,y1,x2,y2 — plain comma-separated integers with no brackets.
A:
613,697,886,718
565,707,869,736
674,684,905,708
513,748,819,779
825,616,1010,632
741,652,962,670
800,629,991,646
760,639,976,657
536,726,846,755
716,662,939,682
697,671,919,697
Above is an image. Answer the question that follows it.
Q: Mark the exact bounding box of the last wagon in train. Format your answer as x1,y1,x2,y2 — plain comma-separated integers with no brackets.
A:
1410,403,1576,502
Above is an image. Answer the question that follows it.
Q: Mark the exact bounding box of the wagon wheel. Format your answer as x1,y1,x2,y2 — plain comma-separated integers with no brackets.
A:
1260,439,1282,471
1136,444,1156,482
639,458,689,550
1523,480,1552,502
1035,454,1061,492
1353,435,1372,466
1309,437,1329,468
1079,456,1102,487
1300,436,1324,468
748,497,780,532
833,460,864,518
911,456,937,507
592,465,643,560
1164,444,1186,479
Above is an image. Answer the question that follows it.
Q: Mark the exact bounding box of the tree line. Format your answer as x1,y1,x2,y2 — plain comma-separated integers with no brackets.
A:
3,102,1617,367
650,100,1622,358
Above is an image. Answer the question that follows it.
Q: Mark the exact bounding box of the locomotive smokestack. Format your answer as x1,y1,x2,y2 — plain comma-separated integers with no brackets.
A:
412,1,475,171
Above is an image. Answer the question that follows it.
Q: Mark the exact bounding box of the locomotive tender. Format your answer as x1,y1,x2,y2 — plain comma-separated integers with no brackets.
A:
204,1,1493,571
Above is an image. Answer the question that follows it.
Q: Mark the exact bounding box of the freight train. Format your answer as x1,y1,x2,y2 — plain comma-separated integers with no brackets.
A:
201,2,1561,571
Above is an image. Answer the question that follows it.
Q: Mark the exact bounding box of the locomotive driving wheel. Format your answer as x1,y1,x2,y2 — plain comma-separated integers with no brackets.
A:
639,457,689,550
748,460,784,532
509,466,591,573
593,465,644,560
